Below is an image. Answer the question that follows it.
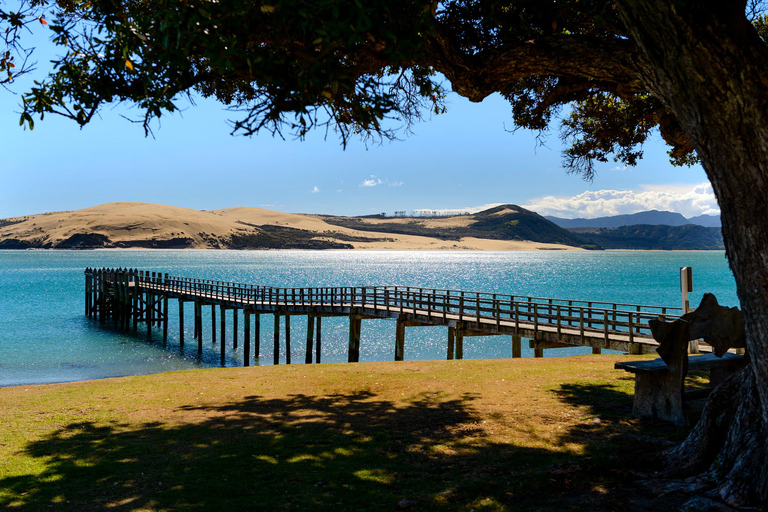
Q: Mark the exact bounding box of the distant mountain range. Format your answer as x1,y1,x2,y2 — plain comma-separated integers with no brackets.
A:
545,210,721,228
542,209,723,249
570,225,724,250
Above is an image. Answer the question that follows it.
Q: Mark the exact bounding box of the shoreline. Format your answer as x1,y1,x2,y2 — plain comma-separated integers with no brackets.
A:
0,247,726,252
0,351,641,390
0,244,586,252
2,347,623,389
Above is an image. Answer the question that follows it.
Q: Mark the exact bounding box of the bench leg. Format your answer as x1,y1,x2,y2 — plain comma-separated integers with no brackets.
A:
632,371,686,427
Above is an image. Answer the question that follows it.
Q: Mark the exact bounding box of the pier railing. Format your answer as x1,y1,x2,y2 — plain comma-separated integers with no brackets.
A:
88,267,682,343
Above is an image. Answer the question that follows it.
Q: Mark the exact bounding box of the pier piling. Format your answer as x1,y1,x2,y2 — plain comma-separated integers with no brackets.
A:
211,305,216,345
455,328,464,359
233,309,238,350
254,314,260,362
220,305,226,366
163,297,169,341
512,335,522,358
179,300,185,345
274,314,280,365
395,317,405,361
244,311,251,366
147,292,153,339
285,315,291,364
305,314,315,364
348,314,361,363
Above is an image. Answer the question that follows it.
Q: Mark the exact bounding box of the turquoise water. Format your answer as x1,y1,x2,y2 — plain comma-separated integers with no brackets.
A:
0,250,737,386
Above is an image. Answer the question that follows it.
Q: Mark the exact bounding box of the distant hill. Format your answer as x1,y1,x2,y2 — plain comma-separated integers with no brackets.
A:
687,214,722,227
546,210,690,228
570,224,724,250
0,203,359,250
0,202,592,251
319,204,600,249
546,210,722,228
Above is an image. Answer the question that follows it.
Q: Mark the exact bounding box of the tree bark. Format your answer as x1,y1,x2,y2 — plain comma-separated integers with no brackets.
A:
614,0,768,505
663,369,768,505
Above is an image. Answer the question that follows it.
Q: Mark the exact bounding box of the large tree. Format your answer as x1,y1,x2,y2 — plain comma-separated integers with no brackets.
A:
6,0,768,505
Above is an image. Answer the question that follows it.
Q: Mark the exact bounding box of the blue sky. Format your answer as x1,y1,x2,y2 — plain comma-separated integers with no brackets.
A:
0,27,717,220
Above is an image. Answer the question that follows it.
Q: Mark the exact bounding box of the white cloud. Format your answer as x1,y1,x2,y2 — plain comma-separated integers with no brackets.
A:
311,186,320,194
523,182,720,218
360,175,402,188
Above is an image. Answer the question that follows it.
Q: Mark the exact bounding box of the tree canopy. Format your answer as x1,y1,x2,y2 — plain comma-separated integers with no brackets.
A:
5,0,762,175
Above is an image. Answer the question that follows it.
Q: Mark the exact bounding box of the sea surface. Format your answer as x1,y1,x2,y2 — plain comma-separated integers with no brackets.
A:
0,250,737,387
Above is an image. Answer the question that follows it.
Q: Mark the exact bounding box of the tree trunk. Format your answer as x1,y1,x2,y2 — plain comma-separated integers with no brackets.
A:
663,368,768,505
615,0,768,505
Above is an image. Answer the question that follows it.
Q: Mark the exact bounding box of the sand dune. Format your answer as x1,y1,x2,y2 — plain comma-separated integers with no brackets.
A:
0,202,583,251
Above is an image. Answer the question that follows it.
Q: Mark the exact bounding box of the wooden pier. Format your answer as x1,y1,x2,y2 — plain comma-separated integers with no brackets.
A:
84,268,683,366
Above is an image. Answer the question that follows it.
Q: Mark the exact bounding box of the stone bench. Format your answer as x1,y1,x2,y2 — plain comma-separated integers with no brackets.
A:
615,352,746,426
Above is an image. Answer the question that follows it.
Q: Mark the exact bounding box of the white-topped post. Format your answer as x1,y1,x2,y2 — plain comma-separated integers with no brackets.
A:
681,266,698,353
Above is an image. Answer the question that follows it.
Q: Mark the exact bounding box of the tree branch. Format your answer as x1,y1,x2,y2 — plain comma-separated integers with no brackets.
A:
425,28,644,102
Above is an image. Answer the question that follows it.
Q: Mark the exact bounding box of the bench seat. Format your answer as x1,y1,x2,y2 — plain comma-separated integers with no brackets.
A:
615,352,745,426
616,352,744,373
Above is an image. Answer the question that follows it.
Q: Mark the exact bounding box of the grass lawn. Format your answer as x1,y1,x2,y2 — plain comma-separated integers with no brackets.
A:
0,356,689,511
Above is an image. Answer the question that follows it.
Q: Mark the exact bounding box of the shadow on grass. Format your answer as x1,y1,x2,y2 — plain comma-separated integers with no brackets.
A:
553,377,686,446
0,384,684,511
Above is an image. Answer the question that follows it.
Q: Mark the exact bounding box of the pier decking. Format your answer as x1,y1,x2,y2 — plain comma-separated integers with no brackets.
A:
85,268,683,366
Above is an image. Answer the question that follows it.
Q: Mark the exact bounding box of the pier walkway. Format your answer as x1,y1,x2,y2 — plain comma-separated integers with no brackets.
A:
85,268,683,366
